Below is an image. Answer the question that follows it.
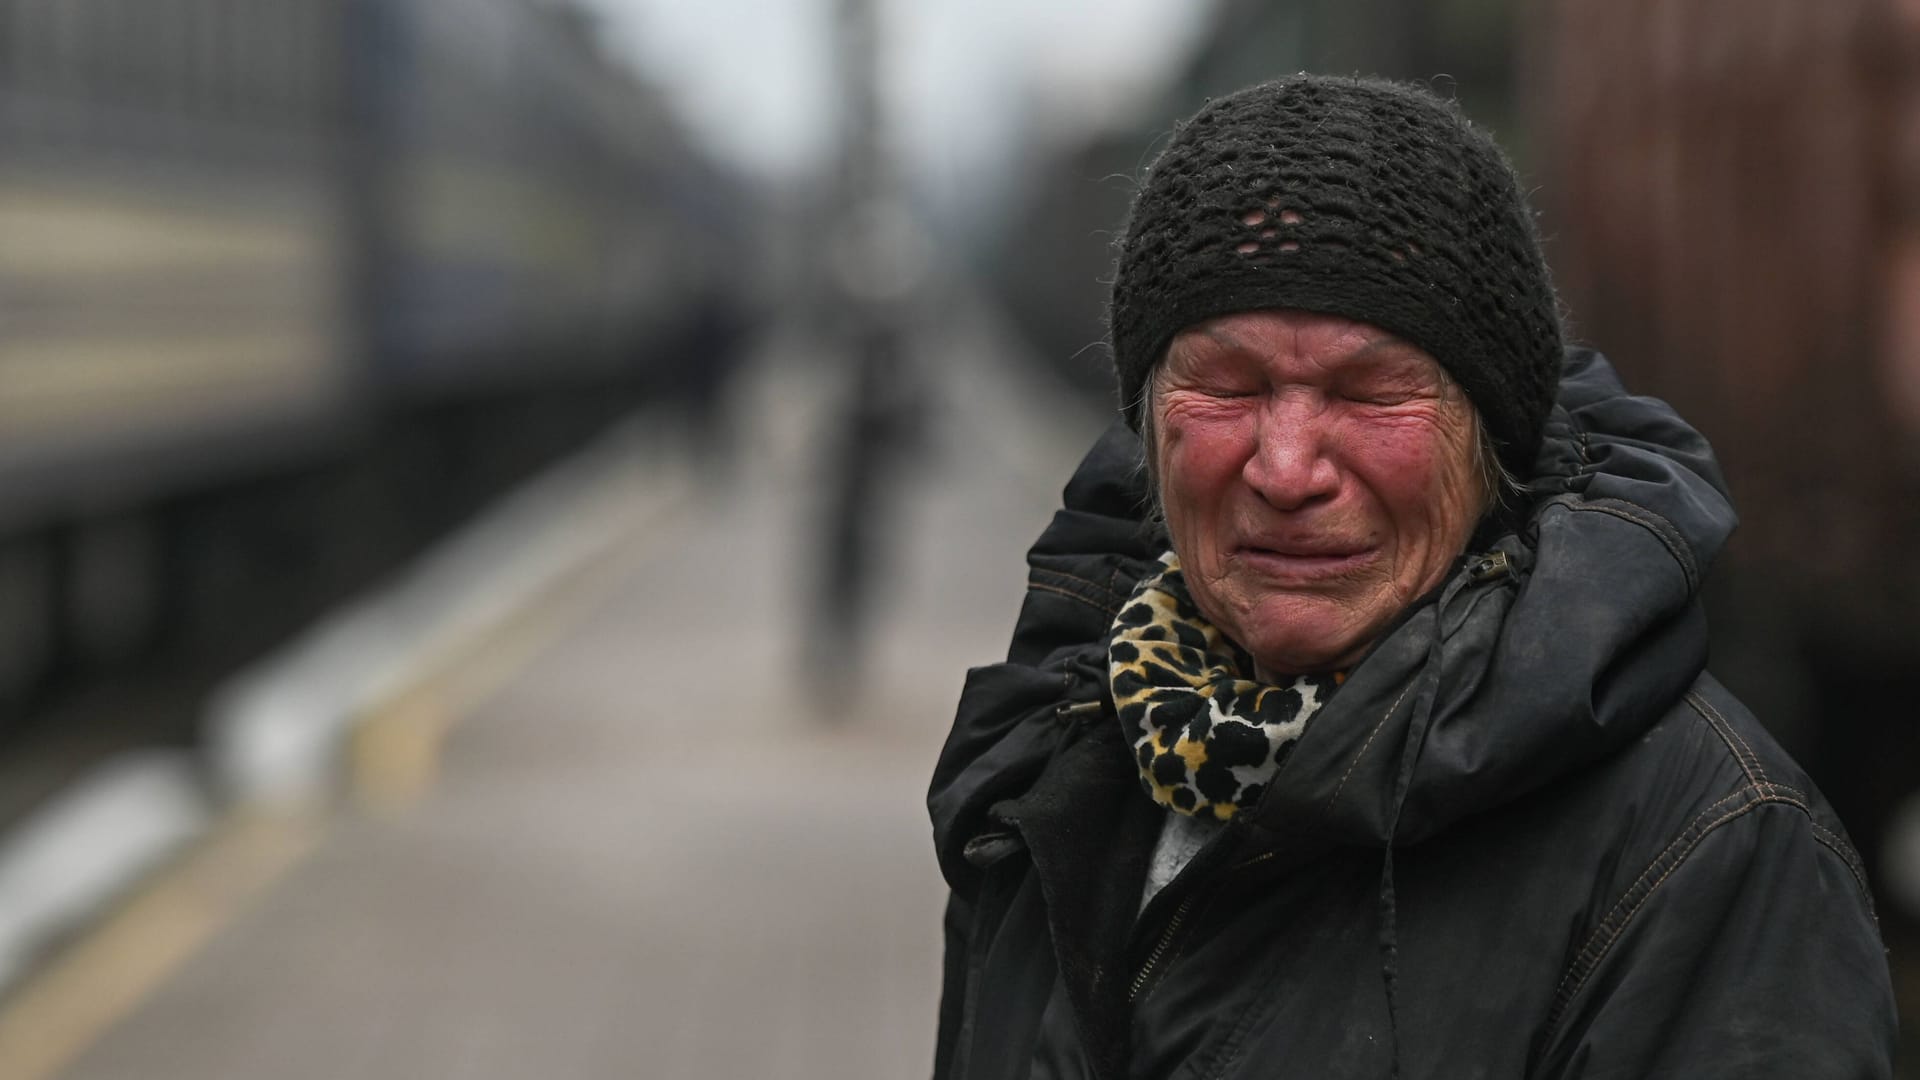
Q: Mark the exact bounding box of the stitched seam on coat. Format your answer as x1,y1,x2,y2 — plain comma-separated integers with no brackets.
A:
1546,788,1799,1035
1322,680,1416,816
1025,580,1117,618
1031,565,1128,602
1029,567,1129,611
1614,691,1869,907
1685,690,1770,787
1809,822,1875,903
1567,499,1698,592
1550,685,1816,1030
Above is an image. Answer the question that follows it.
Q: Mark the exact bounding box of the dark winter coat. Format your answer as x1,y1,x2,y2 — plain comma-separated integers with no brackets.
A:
928,350,1898,1079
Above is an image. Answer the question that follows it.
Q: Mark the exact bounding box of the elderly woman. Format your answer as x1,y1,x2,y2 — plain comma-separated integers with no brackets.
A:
929,76,1897,1078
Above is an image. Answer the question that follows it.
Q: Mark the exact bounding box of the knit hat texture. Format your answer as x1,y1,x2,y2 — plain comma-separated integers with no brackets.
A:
1109,75,1562,477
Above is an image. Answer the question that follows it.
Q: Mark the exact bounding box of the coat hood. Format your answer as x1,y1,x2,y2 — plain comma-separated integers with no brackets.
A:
929,348,1736,890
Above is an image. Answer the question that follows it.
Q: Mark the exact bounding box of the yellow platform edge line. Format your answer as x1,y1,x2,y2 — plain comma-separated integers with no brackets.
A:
347,480,692,814
0,810,321,1080
0,453,691,1080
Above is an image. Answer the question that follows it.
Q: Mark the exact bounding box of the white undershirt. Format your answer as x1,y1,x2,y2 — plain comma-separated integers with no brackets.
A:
1139,810,1225,913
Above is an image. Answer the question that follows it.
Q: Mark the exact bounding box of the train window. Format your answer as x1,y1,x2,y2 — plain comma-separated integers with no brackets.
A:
185,0,210,115
277,0,303,120
72,0,101,97
134,1,170,107
3,0,349,133
198,0,238,120
90,0,118,102
253,0,279,119
14,0,54,95
218,0,305,125
24,0,53,89
294,0,336,125
266,0,296,118
223,0,249,118
126,0,170,112
195,0,222,117
252,0,277,117
249,0,281,120
0,2,17,91
26,0,78,95
287,0,320,122
236,0,259,118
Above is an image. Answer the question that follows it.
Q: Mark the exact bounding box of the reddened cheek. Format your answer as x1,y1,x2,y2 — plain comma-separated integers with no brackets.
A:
1160,412,1256,479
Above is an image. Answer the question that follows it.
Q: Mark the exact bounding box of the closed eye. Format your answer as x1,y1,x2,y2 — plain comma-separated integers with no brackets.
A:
1342,389,1417,406
1335,373,1430,406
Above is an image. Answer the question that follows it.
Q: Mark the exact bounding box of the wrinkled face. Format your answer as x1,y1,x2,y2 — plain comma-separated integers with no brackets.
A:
1151,310,1487,674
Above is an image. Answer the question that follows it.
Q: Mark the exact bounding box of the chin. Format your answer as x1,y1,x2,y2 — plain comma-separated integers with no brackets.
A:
1233,602,1373,676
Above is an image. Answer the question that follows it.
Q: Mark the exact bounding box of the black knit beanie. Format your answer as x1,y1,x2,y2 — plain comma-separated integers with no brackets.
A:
1110,74,1562,478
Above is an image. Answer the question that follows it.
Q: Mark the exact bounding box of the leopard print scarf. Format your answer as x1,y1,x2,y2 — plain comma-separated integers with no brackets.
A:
1109,553,1341,821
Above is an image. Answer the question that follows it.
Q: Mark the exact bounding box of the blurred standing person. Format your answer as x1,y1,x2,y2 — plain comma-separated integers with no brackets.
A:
665,285,758,475
930,76,1897,1077
641,161,763,477
805,0,932,703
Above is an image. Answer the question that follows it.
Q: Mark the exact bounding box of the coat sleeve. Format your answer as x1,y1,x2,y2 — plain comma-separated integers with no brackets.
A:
928,421,1157,896
1531,800,1898,1079
933,890,974,1080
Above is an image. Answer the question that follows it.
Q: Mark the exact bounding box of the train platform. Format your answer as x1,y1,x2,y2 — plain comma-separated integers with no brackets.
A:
0,309,1105,1080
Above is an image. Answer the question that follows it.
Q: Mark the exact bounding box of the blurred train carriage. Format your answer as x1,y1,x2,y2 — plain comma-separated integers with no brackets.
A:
0,0,745,760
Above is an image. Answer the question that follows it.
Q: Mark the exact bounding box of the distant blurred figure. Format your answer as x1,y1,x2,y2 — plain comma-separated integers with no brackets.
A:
660,288,757,474
648,162,764,475
811,322,925,689
806,197,932,702
803,0,935,705
1531,0,1920,937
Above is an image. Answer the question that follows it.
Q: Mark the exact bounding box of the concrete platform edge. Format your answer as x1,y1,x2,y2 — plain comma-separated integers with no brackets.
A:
0,410,691,1008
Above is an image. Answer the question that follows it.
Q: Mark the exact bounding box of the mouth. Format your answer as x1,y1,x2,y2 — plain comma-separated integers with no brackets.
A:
1232,543,1374,580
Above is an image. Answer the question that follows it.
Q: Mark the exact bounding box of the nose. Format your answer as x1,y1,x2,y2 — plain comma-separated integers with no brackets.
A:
1242,395,1340,510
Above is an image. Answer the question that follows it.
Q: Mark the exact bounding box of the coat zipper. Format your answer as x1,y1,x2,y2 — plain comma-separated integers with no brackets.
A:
1468,549,1512,584
1128,850,1278,1002
1129,892,1195,1001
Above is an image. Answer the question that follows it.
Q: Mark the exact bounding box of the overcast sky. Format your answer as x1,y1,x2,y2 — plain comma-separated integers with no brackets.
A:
582,0,1212,195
